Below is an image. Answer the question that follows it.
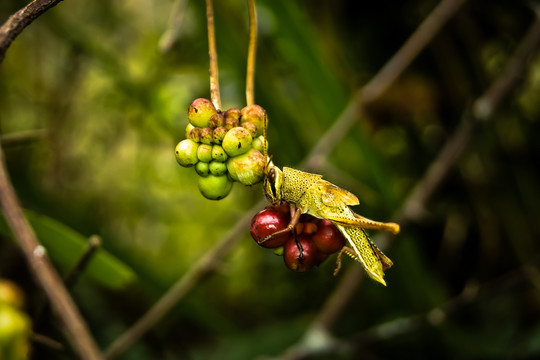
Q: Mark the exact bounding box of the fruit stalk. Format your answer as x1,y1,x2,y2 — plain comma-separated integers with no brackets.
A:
205,0,221,110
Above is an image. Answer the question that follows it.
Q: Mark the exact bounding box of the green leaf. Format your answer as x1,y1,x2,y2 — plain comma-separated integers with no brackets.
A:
0,210,136,289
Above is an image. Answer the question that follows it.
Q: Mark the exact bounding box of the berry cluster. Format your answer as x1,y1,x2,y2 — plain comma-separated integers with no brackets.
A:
175,98,268,200
250,202,347,272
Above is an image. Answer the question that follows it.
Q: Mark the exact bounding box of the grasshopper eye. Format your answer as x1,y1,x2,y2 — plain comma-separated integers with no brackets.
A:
268,168,276,183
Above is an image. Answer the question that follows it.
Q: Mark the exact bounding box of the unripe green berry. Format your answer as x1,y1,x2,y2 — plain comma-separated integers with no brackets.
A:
197,144,213,163
185,124,195,139
209,161,227,176
208,112,224,129
195,161,210,177
252,135,266,153
241,122,258,138
224,116,239,130
175,139,199,167
213,127,228,144
198,174,233,200
188,98,217,128
222,127,253,157
241,104,266,136
227,148,265,185
224,108,241,120
0,305,31,357
200,127,213,145
211,145,228,162
187,127,201,143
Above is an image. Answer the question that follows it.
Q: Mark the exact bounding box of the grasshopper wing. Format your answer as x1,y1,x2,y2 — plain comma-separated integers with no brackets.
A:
333,223,392,285
317,181,360,207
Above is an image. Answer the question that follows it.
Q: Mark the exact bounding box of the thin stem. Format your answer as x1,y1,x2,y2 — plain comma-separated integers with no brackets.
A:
206,0,221,110
246,0,258,106
0,0,64,64
64,235,101,288
0,142,104,360
305,0,469,170
0,129,47,147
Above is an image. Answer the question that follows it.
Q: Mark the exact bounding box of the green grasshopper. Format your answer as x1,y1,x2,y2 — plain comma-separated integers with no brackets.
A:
261,163,399,285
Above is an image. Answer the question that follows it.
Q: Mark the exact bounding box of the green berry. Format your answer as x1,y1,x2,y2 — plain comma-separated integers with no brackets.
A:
198,175,233,200
222,127,253,157
213,127,228,144
224,108,241,120
241,122,258,138
185,124,195,139
195,161,210,177
227,148,265,185
187,127,201,142
211,145,228,162
241,104,266,136
224,116,239,130
208,112,224,129
188,98,216,128
252,135,266,153
209,161,227,176
200,127,213,145
197,144,213,163
175,139,199,167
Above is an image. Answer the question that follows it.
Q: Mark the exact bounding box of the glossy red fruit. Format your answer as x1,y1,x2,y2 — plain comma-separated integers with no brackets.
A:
250,208,291,248
283,236,318,272
267,201,290,214
312,220,346,254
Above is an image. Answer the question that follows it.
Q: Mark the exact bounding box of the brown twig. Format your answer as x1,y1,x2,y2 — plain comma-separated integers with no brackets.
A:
0,0,64,64
0,143,104,359
279,8,540,360
103,198,266,360
246,0,257,106
305,0,469,170
0,129,47,147
353,255,540,344
206,0,221,110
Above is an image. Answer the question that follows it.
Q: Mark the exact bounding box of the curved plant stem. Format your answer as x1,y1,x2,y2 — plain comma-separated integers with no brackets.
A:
246,0,258,106
206,0,221,110
0,143,104,360
0,0,64,64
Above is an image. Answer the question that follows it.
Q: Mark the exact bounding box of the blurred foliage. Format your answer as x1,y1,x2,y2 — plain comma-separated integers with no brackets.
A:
1,0,540,359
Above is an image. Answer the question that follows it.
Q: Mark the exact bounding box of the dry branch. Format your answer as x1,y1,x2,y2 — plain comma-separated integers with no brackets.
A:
0,143,104,359
0,0,64,64
0,0,104,358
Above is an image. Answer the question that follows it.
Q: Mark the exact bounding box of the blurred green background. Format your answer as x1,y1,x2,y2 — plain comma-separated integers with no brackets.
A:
1,0,540,359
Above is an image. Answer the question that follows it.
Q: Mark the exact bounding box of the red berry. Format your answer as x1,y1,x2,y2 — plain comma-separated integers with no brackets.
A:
312,220,346,254
267,200,290,214
283,236,318,272
301,222,318,235
250,208,291,248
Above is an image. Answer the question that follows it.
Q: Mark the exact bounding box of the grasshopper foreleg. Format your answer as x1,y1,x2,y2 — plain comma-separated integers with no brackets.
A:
258,203,301,245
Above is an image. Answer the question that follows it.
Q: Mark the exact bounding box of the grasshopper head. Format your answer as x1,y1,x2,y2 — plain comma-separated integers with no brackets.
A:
263,159,283,205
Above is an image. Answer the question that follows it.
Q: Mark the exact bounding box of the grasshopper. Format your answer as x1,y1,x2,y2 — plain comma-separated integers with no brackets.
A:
262,162,399,285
